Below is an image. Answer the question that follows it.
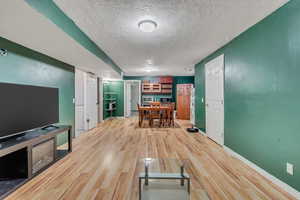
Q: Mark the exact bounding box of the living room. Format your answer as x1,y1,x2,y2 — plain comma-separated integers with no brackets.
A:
0,1,299,199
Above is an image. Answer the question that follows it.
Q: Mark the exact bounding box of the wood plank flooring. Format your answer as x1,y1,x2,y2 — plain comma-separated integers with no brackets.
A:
6,117,296,200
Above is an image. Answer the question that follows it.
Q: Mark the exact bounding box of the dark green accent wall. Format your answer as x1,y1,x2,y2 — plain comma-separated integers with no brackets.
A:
123,76,194,102
194,67,206,132
0,37,75,145
195,1,300,191
25,0,122,75
103,81,124,120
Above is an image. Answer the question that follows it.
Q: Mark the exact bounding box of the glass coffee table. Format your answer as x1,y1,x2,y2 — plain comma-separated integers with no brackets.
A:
139,158,190,200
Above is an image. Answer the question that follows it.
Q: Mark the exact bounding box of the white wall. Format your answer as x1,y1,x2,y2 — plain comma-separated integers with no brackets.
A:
98,78,103,123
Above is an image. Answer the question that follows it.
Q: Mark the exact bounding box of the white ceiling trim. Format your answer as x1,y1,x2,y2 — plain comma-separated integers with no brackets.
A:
0,0,121,79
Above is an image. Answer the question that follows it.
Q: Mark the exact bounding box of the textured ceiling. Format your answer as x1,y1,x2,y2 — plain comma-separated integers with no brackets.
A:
54,0,289,76
0,0,121,79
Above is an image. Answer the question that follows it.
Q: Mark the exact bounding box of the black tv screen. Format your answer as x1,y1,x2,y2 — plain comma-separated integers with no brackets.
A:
0,82,59,139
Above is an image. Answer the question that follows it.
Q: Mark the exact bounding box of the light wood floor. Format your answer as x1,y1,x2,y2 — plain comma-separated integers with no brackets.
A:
6,117,295,200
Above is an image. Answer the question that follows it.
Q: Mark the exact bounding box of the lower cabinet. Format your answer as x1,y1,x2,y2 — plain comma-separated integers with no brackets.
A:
32,139,55,175
0,126,72,199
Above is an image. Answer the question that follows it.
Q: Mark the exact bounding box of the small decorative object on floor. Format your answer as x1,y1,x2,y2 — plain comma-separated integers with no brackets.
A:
187,124,199,133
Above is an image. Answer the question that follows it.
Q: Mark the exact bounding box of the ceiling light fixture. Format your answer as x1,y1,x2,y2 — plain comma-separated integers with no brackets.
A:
146,59,153,65
145,68,153,73
138,20,157,33
143,66,158,73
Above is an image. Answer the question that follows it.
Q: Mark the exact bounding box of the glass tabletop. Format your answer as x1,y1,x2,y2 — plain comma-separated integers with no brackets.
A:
140,158,189,174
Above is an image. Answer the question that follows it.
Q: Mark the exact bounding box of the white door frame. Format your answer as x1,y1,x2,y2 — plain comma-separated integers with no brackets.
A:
124,80,141,117
190,87,195,125
84,73,98,130
98,77,103,123
125,82,132,117
205,54,225,145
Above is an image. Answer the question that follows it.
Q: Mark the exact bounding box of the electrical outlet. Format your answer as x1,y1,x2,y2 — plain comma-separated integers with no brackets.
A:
286,163,293,175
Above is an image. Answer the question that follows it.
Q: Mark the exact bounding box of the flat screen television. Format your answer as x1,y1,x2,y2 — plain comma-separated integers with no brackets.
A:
0,82,59,139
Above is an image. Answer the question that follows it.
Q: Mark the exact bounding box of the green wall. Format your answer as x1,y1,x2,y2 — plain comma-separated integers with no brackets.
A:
195,1,300,191
123,76,194,103
25,0,122,75
0,37,75,145
103,81,124,120
194,67,206,132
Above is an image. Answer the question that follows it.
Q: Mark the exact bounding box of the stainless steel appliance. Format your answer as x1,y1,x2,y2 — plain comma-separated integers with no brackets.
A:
160,97,172,103
142,96,154,106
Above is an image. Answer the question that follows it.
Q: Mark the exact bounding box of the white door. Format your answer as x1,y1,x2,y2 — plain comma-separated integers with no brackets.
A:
190,88,195,125
124,81,141,117
75,69,85,137
130,82,140,112
85,75,98,130
205,54,224,145
125,82,131,117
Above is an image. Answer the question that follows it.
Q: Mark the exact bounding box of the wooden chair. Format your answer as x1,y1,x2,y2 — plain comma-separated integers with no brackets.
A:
149,107,162,127
167,103,175,127
137,104,145,127
160,108,169,127
150,102,161,107
138,104,154,127
149,102,161,127
161,102,171,107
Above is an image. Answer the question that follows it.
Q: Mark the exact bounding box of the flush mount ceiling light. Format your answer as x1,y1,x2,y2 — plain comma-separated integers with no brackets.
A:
138,20,158,33
144,67,154,72
143,66,158,72
146,59,153,65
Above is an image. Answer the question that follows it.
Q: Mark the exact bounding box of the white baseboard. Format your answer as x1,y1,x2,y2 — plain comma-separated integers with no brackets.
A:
103,117,115,121
104,116,125,121
200,131,207,136
197,128,206,136
224,146,300,199
115,116,125,119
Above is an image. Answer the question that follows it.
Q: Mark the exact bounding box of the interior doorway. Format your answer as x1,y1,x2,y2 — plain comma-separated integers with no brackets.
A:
125,80,141,117
205,54,224,145
75,69,99,137
176,84,193,120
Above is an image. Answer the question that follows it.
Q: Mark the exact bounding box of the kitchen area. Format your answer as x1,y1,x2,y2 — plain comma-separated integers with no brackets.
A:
124,76,194,121
142,76,173,106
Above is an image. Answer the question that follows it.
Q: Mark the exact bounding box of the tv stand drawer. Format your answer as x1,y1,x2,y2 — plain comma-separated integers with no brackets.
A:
32,139,55,175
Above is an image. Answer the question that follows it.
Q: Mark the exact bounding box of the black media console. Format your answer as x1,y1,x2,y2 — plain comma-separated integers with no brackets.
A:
0,126,72,199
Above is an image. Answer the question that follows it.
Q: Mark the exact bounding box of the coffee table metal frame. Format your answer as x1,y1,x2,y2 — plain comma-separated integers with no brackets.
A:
138,159,190,200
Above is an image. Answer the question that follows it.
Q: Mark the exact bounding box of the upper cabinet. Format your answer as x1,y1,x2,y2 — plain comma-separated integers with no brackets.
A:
142,76,173,94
